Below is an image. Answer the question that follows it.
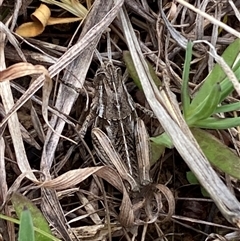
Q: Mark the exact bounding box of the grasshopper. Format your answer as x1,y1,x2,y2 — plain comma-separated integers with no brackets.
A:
90,58,151,193
77,31,151,193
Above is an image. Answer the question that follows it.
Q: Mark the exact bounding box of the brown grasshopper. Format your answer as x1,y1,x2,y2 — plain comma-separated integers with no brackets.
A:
77,31,152,193
89,57,152,193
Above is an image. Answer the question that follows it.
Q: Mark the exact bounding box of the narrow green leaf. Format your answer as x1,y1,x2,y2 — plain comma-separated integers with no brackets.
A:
190,39,240,109
193,117,240,129
182,41,193,117
0,213,21,225
12,193,52,241
186,83,221,126
214,102,240,114
19,207,35,241
191,128,240,180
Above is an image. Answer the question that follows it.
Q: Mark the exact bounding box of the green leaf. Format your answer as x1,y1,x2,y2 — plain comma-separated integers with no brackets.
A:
200,187,210,198
150,141,166,165
182,41,193,117
186,171,210,197
186,171,199,184
19,207,35,241
186,83,221,126
150,132,174,149
214,102,240,114
193,117,240,129
12,193,52,241
191,128,240,180
190,39,240,109
123,51,162,89
0,213,59,241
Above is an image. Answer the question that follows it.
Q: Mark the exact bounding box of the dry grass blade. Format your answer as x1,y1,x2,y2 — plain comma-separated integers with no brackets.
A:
69,224,122,240
41,167,104,190
41,188,71,240
41,165,135,227
40,0,88,18
125,0,155,23
0,33,37,183
0,138,7,204
46,0,125,77
15,4,83,38
154,184,175,223
0,63,48,82
0,22,26,61
76,191,102,225
119,5,240,227
159,0,187,49
19,123,41,150
95,166,135,227
229,0,240,21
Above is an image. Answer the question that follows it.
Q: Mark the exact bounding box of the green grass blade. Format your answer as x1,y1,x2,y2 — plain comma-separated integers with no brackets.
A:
186,83,221,126
193,117,240,129
19,207,35,241
214,102,240,114
182,41,193,117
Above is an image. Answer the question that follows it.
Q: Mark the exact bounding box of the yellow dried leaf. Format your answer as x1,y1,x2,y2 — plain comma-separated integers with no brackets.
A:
15,4,81,37
47,16,81,25
15,4,50,37
32,3,51,26
15,22,45,38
